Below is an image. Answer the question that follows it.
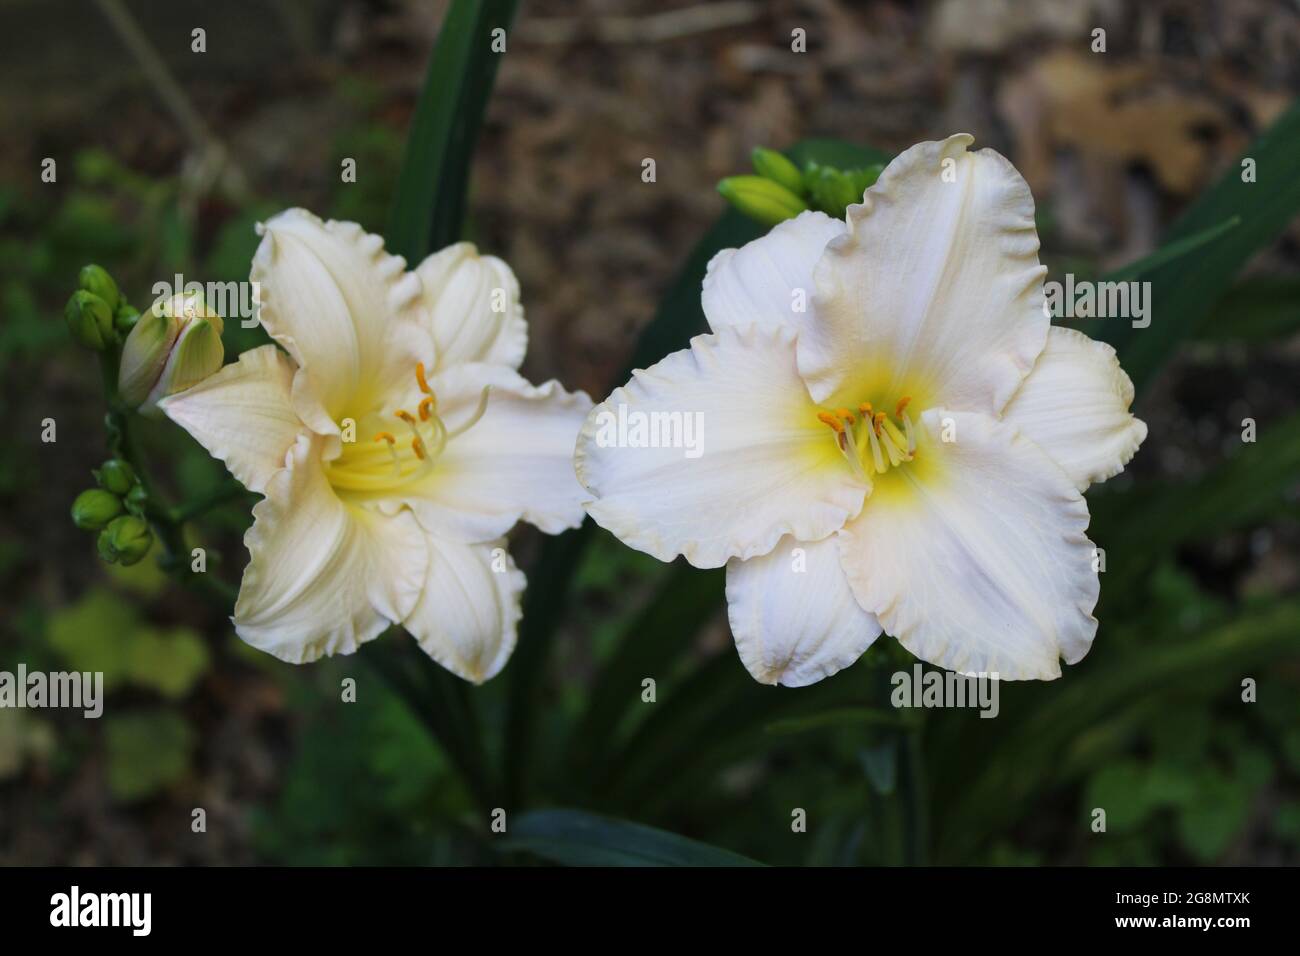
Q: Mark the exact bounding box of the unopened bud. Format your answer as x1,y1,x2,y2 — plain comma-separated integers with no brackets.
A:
94,459,137,496
78,264,120,312
808,167,859,219
717,175,809,227
118,292,225,416
114,302,141,335
750,147,805,196
64,290,115,351
849,163,884,197
97,515,152,566
72,489,124,531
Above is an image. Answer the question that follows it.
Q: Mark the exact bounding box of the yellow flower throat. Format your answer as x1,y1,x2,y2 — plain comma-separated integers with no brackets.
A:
326,362,490,494
816,395,915,484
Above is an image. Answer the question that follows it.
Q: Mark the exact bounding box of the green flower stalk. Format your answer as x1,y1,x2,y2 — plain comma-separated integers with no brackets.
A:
118,292,225,416
71,489,124,531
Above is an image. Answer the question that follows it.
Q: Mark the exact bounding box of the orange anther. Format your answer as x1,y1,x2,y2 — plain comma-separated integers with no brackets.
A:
373,431,396,444
411,436,428,460
395,409,418,426
816,411,845,434
895,396,911,418
858,402,873,415
834,407,855,424
418,396,437,421
415,362,433,395
873,411,887,434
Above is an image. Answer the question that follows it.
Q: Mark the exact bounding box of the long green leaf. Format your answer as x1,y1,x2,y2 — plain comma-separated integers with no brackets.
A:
1101,215,1239,283
1101,100,1300,386
387,0,518,261
1194,276,1300,342
565,563,723,777
932,599,1300,860
1090,409,1300,583
505,809,765,866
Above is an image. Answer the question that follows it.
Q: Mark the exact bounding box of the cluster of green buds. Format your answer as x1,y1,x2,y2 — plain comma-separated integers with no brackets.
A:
70,459,153,565
64,265,141,351
717,147,885,227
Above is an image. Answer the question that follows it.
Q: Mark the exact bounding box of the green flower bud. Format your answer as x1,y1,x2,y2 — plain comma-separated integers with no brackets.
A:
750,147,805,196
717,175,809,227
123,482,149,518
78,264,120,312
809,167,860,219
94,459,137,496
97,515,152,566
114,302,141,335
71,489,124,531
118,292,225,416
64,290,115,351
849,163,884,196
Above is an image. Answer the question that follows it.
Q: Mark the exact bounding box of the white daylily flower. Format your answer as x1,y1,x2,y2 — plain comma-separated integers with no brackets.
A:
576,135,1147,686
159,209,592,682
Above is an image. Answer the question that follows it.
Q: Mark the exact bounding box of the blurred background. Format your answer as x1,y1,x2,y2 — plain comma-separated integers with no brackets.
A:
1,0,1298,865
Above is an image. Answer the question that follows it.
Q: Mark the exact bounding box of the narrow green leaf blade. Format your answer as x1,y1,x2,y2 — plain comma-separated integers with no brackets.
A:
506,809,766,866
1101,100,1300,386
387,0,518,262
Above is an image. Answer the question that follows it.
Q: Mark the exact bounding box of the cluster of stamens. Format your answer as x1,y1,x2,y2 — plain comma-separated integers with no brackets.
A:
816,396,915,482
327,362,490,493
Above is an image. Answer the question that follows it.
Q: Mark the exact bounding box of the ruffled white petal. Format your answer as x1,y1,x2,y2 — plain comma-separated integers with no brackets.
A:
416,243,528,371
1001,326,1147,491
702,211,846,336
838,409,1099,680
575,325,868,569
800,134,1048,414
403,536,525,683
726,534,882,686
158,345,306,495
393,363,593,543
251,208,431,430
234,435,428,663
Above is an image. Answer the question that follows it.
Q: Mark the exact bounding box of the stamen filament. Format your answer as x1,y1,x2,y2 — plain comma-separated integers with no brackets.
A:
902,412,916,454
446,386,492,440
865,421,887,473
881,417,911,459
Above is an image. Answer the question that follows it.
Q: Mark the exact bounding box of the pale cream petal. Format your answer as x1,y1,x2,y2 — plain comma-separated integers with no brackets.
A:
839,409,1099,681
403,537,525,684
234,435,428,663
416,243,528,371
575,325,868,569
800,134,1048,414
391,363,593,543
1001,326,1147,491
158,345,306,495
251,208,432,430
726,534,881,687
702,211,846,335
